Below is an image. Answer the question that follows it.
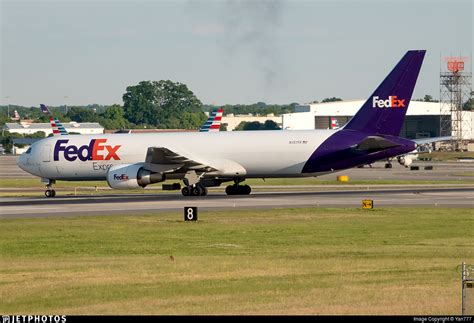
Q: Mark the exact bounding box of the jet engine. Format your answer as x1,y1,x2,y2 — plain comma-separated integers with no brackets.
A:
397,156,413,167
106,163,164,189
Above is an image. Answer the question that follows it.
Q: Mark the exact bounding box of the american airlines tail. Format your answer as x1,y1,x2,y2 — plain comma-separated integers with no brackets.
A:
40,104,69,135
200,108,223,132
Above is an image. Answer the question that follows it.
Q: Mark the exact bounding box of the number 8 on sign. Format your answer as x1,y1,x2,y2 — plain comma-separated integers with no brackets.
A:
184,207,197,221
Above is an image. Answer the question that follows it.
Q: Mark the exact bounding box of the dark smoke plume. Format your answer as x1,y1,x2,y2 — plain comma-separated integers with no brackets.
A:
218,0,284,96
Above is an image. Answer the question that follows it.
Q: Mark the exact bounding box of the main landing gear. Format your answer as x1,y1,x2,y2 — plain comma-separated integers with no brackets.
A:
225,184,251,195
180,176,252,197
44,179,56,198
181,184,208,196
181,171,208,196
225,178,251,195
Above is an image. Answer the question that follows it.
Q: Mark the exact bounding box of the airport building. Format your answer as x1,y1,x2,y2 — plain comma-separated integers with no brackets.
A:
3,121,104,136
282,100,474,141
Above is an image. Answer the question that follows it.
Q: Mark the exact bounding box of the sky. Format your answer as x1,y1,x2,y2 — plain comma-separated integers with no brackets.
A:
1,0,472,107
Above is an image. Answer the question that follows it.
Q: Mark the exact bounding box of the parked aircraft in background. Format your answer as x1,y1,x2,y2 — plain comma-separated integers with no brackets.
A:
200,108,223,132
11,110,20,121
40,104,69,136
330,118,340,130
19,50,426,198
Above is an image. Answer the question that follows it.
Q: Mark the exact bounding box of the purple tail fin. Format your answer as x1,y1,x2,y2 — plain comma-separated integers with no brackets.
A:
344,50,425,136
40,104,51,115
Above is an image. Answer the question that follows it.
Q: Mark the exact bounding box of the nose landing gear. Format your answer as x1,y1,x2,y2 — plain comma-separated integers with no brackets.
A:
44,179,56,198
45,189,56,198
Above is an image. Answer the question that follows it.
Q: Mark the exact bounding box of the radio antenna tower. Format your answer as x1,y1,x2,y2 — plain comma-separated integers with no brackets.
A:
440,55,472,151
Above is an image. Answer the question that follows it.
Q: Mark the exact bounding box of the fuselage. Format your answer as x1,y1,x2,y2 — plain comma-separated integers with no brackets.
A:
18,130,337,181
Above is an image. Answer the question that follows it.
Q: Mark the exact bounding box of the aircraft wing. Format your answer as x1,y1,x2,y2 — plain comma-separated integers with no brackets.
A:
143,146,246,176
413,136,453,146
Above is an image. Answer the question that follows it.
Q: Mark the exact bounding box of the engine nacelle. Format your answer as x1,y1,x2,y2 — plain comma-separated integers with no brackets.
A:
397,156,413,167
106,163,164,189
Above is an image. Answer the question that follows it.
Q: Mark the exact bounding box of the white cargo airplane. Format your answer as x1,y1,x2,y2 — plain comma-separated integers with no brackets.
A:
19,50,426,198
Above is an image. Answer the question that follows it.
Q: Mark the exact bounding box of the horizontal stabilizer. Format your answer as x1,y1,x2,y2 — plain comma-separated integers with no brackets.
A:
353,136,400,152
413,136,454,146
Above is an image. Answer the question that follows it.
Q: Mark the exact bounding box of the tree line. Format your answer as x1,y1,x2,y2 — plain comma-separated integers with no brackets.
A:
0,80,305,131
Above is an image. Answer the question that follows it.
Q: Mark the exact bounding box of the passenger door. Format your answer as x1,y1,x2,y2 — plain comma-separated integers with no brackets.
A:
42,145,51,162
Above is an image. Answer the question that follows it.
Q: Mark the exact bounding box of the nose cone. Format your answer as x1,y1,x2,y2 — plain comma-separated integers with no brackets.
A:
17,151,35,175
17,153,27,172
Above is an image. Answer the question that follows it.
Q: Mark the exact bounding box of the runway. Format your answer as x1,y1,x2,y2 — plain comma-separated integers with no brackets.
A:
1,187,472,218
1,155,473,218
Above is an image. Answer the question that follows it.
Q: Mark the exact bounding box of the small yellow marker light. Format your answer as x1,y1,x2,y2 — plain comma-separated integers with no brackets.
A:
362,199,373,209
337,175,349,182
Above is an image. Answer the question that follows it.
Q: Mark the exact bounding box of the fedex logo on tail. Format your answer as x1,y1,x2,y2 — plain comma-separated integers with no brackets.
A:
54,139,121,162
372,96,406,108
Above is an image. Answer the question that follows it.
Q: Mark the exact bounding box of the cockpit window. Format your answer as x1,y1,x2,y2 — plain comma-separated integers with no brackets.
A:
26,147,32,154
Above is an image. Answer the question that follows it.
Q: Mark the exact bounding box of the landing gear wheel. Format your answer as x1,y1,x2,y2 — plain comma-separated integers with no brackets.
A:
45,189,56,198
181,186,190,196
182,185,207,197
44,179,56,198
242,185,251,195
226,185,234,195
192,186,203,196
385,163,392,169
